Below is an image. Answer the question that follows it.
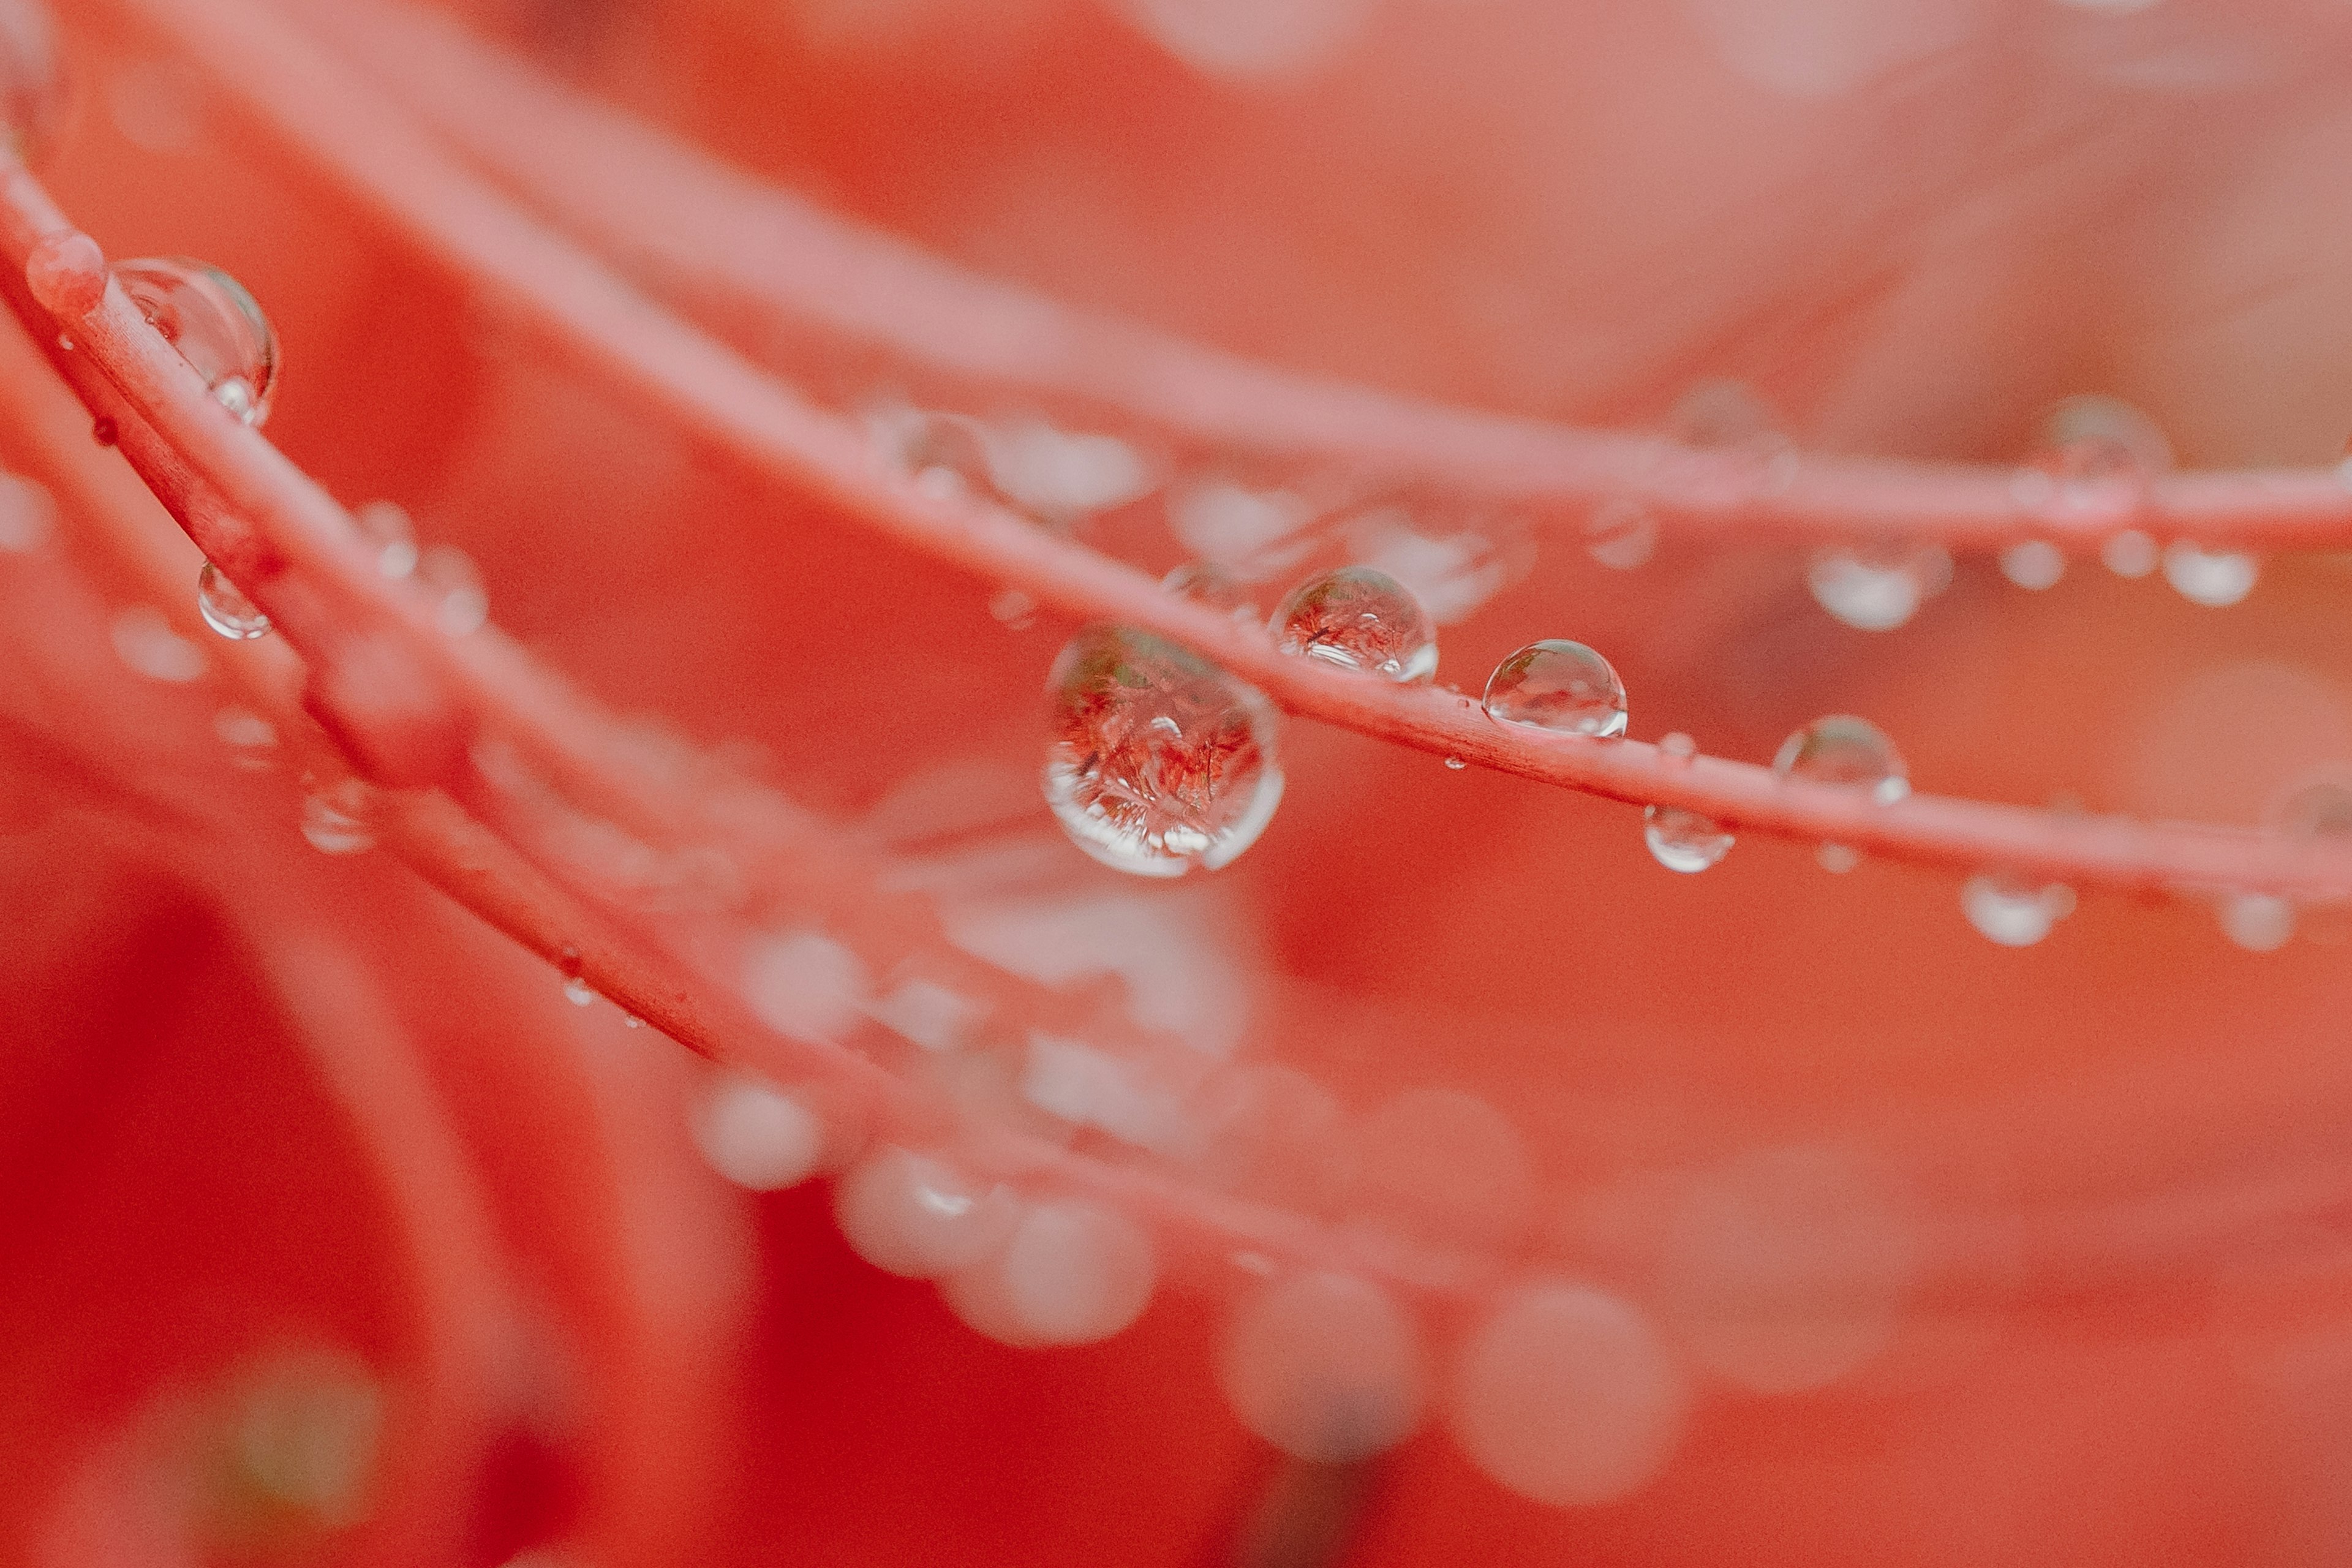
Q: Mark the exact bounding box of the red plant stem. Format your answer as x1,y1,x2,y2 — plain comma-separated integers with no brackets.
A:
309,0,2352,554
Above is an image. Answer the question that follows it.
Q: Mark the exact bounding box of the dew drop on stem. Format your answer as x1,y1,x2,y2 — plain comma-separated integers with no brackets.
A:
112,257,279,426
196,560,270,639
1272,567,1437,682
1483,640,1627,737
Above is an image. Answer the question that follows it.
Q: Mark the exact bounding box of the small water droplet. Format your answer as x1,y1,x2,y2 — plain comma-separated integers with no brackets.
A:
1583,498,1657,570
1962,872,2072,946
2220,891,2295,952
1044,624,1284,876
1483,640,1627,737
1659,731,1698,766
1815,842,1862,874
1775,715,1909,802
2029,395,2170,521
2160,541,2258,607
110,605,206,682
1999,539,2067,591
562,974,598,1006
1444,755,1466,770
2101,529,2158,578
987,587,1036,628
1163,560,1259,620
1272,567,1437,682
1644,805,1733,872
352,500,418,579
693,1074,825,1191
1806,541,1948,631
623,1013,644,1028
300,778,377,855
196,560,270,639
1670,380,1784,453
0,472,56,552
212,704,277,768
112,257,278,426
416,544,487,635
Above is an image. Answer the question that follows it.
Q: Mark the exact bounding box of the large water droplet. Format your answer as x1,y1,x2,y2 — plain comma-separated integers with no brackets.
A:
2161,541,2259,608
1773,715,1909,804
1483,640,1627,737
1806,542,1948,631
300,778,377,855
196,560,270,639
1219,1271,1427,1463
1645,805,1733,873
1961,872,2074,947
1043,624,1283,876
1272,567,1437,682
2029,394,2170,521
112,257,278,426
692,1074,826,1192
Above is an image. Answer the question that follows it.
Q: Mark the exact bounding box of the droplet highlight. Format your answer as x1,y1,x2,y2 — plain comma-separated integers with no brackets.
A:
1645,805,1733,873
196,560,270,639
416,544,487,636
352,500,418,579
2161,541,2258,608
834,1147,1018,1278
1774,715,1909,804
1961,872,2074,947
1043,624,1283,876
1272,567,1437,682
1482,640,1627,737
111,257,279,426
1805,542,1948,631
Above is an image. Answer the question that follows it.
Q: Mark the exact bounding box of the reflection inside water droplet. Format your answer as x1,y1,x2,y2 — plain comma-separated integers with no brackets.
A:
1483,640,1627,737
1272,567,1437,682
112,257,279,426
197,560,270,639
1645,805,1733,873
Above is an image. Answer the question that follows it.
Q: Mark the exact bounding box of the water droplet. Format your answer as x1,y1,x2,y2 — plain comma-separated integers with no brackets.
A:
213,704,277,769
1774,715,1909,803
1447,1282,1689,1507
1163,560,1259,620
1219,1272,1428,1463
2029,394,2170,521
1806,541,1948,631
416,544,487,635
1272,567,1437,682
1999,538,2067,590
2220,892,2295,952
945,1199,1157,1348
352,500,418,579
24,230,105,317
2161,541,2258,607
196,560,270,639
112,257,279,426
743,929,870,1042
981,420,1152,522
1043,624,1284,876
1482,640,1627,737
2101,528,2158,578
1659,731,1698,766
1645,805,1733,873
987,587,1036,628
562,974,598,1006
1584,498,1657,570
867,402,992,497
622,1013,644,1028
300,778,377,855
1815,842,1862,873
110,605,206,682
692,1074,826,1191
1961,872,2073,946
834,1147,1019,1278
1444,756,1466,771
0,472,56,552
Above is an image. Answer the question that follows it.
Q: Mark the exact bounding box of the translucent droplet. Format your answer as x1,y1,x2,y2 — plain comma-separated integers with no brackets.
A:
1659,731,1698,766
1961,872,2073,947
0,472,56,552
1482,640,1627,737
1162,560,1259,620
110,605,206,682
743,929,870,1043
111,257,279,426
1043,624,1284,876
1583,498,1657,570
352,500,418,579
2161,541,2259,608
1645,805,1733,873
1219,1272,1428,1463
946,1199,1157,1348
212,705,277,769
1774,715,1909,804
2101,529,2158,578
196,560,270,639
1447,1283,1689,1507
417,544,487,635
562,974,598,1006
834,1147,1019,1278
300,778,377,855
1805,542,1948,631
1999,538,2066,591
2220,892,2295,952
981,420,1152,521
1444,756,1466,771
2029,395,2170,521
1272,567,1437,682
987,587,1036,628
693,1075,826,1192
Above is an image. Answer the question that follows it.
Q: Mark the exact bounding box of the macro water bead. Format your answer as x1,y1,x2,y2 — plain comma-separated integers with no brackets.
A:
195,561,269,639
1645,805,1733,873
111,257,280,426
1272,566,1437,682
1773,715,1909,804
1042,624,1284,876
1483,640,1627,737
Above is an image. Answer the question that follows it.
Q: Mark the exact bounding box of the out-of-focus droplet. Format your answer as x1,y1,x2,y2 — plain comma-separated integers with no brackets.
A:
209,1347,385,1536
1962,872,2074,947
300,779,378,855
743,929,869,1042
1044,624,1283,876
2277,777,2352,943
1999,538,2067,590
2102,529,2158,578
416,545,488,635
1110,0,1373,82
982,420,1152,522
112,257,279,426
1167,480,1311,569
196,560,270,639
623,1014,644,1028
352,500,418,579
2030,394,2169,521
1816,842,1862,873
2161,541,2258,607
1448,1282,1689,1507
1444,756,1466,770
1659,731,1698,766
987,587,1036,628
834,1147,1019,1278
1272,567,1437,682
0,0,66,160
0,471,56,552
111,605,206,682
1584,498,1658,570
948,1198,1157,1348
1483,640,1627,737
1645,805,1733,873
1805,542,1948,631
2220,892,2295,952
213,705,277,769
1163,560,1259,620
561,975,597,1006
1219,1272,1427,1463
1774,715,1909,803
692,1075,826,1191
25,230,105,317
